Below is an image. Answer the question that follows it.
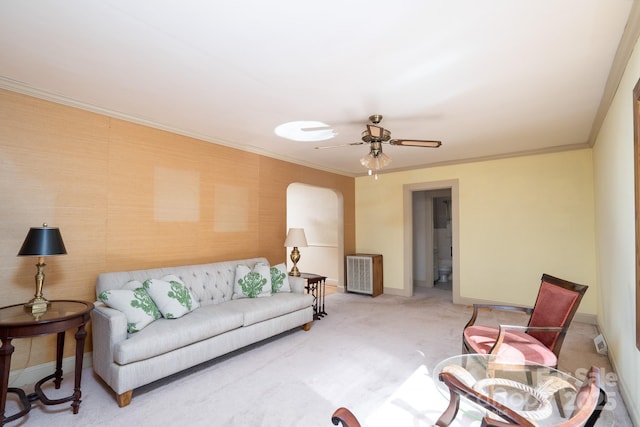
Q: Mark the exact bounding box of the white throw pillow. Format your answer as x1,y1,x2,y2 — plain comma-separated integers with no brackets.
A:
98,285,161,333
143,278,198,319
232,263,272,299
270,263,291,293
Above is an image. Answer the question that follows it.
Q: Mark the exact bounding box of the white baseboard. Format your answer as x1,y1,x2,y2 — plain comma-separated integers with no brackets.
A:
8,352,93,388
596,322,640,426
413,279,431,288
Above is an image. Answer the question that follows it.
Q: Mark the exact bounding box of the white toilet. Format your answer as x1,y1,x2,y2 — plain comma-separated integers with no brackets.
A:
438,259,452,283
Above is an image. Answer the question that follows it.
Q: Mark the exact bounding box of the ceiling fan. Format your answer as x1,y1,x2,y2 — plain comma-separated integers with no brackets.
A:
315,115,442,177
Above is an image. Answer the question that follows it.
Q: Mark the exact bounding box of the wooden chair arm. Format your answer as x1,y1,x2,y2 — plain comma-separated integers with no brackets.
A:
437,372,535,427
465,304,533,328
490,324,564,354
331,407,361,427
481,416,520,427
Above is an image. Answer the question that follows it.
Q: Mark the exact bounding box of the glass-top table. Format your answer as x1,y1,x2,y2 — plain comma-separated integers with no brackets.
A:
432,354,610,426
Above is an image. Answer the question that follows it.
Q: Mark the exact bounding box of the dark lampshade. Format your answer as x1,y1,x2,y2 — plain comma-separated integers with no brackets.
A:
17,224,67,315
18,225,67,257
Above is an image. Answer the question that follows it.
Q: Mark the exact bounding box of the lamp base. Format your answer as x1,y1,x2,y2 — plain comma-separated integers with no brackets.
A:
24,297,50,315
289,265,301,276
289,246,301,276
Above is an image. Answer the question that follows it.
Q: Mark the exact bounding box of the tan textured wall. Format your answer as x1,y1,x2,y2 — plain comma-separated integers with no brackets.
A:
0,88,354,369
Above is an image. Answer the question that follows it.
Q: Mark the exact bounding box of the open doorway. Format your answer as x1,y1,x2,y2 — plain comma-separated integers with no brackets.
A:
413,189,452,291
286,183,344,292
403,180,460,302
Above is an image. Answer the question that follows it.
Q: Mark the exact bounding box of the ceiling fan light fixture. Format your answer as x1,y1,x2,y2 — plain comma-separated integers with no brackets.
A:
360,149,391,171
318,114,441,175
360,153,372,168
377,152,392,168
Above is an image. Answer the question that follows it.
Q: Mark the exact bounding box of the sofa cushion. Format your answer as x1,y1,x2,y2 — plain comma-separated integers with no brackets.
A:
225,292,313,326
143,277,199,319
98,281,161,333
113,304,244,365
270,263,291,293
232,263,271,299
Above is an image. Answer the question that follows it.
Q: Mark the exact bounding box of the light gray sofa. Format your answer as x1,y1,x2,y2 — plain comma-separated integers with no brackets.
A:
91,257,314,407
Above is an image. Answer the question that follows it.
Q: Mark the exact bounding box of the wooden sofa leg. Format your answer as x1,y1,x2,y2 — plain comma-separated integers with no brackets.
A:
117,390,133,407
302,321,313,331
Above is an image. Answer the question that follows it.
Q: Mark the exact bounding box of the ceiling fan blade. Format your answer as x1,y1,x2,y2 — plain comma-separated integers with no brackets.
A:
314,142,364,149
389,139,442,148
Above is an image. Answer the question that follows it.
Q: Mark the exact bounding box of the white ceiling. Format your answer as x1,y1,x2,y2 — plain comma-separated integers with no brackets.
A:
0,1,637,176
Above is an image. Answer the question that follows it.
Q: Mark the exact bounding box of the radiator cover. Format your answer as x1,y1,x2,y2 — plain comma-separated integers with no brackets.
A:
346,254,383,297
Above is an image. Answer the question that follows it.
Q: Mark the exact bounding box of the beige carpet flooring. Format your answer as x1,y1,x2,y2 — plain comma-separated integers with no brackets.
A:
5,286,633,426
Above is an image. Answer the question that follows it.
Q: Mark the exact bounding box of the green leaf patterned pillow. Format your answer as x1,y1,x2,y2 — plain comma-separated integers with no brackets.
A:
161,275,200,310
232,263,272,299
143,278,198,319
98,285,161,333
270,263,291,293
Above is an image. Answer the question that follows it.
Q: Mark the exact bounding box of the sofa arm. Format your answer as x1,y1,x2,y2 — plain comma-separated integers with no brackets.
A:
289,276,306,294
91,302,128,375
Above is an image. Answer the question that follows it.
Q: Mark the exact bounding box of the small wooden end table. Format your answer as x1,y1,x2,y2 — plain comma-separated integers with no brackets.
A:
0,300,94,426
297,273,328,319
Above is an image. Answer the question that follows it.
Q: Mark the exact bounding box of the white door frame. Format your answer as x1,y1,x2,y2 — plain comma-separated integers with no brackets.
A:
403,179,460,302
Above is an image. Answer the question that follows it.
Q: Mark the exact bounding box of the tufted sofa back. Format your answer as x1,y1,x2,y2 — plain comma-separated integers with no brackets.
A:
95,257,268,307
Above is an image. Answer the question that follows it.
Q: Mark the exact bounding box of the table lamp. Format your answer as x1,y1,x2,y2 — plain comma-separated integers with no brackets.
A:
17,223,67,314
284,228,307,277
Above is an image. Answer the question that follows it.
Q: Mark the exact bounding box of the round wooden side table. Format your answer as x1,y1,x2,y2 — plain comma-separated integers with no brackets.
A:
0,300,93,425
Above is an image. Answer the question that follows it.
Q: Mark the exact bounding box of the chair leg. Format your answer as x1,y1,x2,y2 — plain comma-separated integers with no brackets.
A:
436,389,461,427
584,388,607,427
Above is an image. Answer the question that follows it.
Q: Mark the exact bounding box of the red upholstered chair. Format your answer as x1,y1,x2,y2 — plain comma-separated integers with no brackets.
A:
462,274,588,367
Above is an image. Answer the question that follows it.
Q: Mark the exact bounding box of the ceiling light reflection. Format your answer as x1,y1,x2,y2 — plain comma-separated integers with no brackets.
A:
275,121,337,142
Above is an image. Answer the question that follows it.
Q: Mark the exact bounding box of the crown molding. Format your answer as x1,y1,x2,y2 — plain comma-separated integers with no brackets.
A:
0,77,356,178
588,0,640,146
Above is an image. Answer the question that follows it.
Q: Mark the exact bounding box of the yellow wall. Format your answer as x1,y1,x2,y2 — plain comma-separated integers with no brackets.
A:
592,32,640,424
0,88,355,369
356,149,598,314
